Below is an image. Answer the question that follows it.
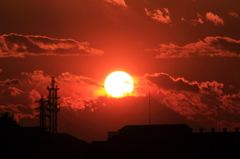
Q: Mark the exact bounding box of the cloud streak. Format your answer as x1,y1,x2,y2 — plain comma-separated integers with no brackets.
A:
229,11,239,18
145,36,240,58
0,79,20,86
145,73,200,92
105,0,127,7
8,87,25,96
0,33,104,58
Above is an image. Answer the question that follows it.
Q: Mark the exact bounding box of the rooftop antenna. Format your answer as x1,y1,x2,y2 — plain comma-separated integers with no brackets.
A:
149,91,151,125
47,77,60,134
35,95,48,130
21,107,24,127
217,103,220,132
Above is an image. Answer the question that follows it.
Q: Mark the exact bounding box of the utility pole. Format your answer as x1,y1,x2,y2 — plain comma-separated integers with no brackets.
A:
35,77,60,133
35,96,48,130
149,91,151,125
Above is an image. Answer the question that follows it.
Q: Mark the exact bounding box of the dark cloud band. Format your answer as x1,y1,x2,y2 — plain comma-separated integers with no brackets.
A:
146,36,240,58
0,33,104,58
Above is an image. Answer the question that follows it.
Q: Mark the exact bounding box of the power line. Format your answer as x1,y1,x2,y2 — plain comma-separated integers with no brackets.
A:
59,112,82,136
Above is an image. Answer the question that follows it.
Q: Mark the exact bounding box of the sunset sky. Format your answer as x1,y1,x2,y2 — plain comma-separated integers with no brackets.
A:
1,0,240,142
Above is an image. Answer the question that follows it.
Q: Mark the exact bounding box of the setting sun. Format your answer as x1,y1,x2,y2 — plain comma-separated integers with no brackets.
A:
104,71,134,97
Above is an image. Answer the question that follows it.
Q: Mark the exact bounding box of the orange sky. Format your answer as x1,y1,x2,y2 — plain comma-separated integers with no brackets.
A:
1,0,240,142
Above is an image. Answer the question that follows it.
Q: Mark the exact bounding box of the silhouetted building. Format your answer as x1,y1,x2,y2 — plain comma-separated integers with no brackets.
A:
0,112,20,128
108,131,119,139
2,112,240,158
89,124,240,159
0,112,89,159
118,124,192,137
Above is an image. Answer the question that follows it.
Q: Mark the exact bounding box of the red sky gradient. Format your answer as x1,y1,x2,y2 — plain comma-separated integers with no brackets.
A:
1,0,240,142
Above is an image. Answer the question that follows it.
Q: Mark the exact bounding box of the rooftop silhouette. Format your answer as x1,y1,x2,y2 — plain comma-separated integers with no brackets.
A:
0,112,89,158
1,112,240,158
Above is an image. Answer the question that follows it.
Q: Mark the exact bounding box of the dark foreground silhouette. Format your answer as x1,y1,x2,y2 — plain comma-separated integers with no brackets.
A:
0,112,89,158
1,112,240,158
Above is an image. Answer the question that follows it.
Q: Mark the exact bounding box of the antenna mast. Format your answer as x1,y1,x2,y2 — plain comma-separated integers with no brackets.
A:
35,77,60,133
35,96,48,130
217,104,220,132
149,91,151,125
47,77,60,134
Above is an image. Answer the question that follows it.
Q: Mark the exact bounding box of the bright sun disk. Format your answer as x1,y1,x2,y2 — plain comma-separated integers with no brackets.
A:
104,71,134,97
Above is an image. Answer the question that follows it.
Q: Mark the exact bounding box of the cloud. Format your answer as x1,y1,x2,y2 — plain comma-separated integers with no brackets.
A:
229,11,239,18
105,0,127,7
145,73,200,92
0,33,104,58
29,89,41,103
182,13,204,26
145,8,171,24
57,72,106,110
0,79,20,86
8,87,25,96
140,72,240,129
189,18,204,26
206,12,224,26
145,36,240,58
2,69,240,131
0,104,36,122
58,72,101,87
199,81,224,95
21,70,51,85
61,93,106,111
1,70,108,121
1,69,239,131
21,70,106,111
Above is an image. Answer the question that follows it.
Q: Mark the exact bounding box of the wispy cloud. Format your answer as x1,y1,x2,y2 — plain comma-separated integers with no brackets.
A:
145,36,240,58
0,33,104,58
181,13,204,26
145,73,200,92
0,79,20,86
206,12,224,26
145,8,171,24
105,0,127,7
189,18,204,26
229,11,239,18
8,87,24,96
